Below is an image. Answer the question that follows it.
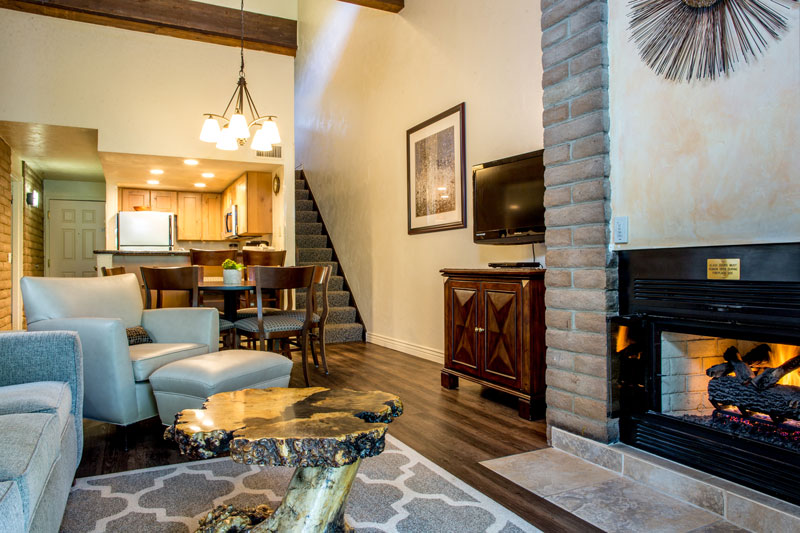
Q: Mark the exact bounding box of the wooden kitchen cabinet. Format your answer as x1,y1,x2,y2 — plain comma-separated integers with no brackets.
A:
150,190,177,213
120,188,150,212
222,172,272,236
177,192,203,240
201,193,222,240
119,188,176,213
441,268,546,419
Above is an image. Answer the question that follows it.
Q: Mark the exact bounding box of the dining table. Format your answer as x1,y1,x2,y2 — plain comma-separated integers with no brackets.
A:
199,278,256,323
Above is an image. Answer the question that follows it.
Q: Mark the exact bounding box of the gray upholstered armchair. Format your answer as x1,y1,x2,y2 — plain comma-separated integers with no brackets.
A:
21,274,218,426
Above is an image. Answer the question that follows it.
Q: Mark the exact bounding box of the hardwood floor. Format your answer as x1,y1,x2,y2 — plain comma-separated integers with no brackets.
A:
78,342,599,532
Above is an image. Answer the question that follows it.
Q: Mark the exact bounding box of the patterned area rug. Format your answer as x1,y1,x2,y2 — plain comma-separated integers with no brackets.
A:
61,435,539,533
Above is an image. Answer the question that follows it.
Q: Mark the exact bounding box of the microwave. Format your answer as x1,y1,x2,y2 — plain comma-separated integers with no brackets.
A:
223,204,239,238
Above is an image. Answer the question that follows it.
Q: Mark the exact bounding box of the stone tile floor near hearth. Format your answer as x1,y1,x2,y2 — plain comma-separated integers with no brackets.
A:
482,448,737,533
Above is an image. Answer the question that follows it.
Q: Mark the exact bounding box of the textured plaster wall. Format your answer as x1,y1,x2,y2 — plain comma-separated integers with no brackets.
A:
295,0,543,356
609,4,800,249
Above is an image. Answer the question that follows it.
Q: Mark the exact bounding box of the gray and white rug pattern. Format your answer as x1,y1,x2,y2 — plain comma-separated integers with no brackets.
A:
62,435,539,533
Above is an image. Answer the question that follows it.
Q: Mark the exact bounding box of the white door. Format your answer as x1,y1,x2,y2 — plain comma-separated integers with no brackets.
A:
48,200,106,277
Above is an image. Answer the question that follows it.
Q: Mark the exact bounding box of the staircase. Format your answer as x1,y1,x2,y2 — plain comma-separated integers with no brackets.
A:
294,170,364,343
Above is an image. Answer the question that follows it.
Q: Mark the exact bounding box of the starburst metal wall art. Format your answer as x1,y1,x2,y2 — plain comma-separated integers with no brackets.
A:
628,0,798,82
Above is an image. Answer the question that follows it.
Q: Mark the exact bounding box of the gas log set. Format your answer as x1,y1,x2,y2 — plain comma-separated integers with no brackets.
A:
707,344,800,423
700,344,800,452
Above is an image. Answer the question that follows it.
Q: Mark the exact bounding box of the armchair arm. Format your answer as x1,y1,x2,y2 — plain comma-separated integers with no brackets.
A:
141,308,219,352
28,318,139,426
0,330,84,460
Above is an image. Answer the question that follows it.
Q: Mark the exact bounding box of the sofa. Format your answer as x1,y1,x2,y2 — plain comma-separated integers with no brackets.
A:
21,274,218,426
0,331,83,533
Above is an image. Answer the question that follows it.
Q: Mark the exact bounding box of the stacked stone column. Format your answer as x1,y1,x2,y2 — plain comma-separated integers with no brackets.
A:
0,139,11,330
540,0,617,442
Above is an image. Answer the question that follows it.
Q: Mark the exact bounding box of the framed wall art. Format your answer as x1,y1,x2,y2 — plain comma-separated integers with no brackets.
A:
406,103,466,235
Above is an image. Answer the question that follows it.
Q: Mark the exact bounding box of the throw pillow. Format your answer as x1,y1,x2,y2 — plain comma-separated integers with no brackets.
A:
126,326,153,346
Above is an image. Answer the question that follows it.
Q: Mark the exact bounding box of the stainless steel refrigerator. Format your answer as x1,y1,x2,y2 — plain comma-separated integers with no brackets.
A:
116,211,176,251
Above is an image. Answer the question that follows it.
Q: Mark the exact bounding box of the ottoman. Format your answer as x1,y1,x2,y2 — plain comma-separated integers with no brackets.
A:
149,350,293,425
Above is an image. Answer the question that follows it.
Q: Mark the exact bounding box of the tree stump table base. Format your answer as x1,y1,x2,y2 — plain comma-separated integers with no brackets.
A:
165,387,402,533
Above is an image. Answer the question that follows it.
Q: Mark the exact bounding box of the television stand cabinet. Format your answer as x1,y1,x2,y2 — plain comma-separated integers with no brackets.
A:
440,268,546,420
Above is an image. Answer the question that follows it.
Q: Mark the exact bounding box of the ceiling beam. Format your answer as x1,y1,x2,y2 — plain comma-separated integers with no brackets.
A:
0,0,297,56
337,0,404,13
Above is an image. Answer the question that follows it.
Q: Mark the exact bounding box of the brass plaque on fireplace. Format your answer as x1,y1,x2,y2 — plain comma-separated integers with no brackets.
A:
707,259,740,280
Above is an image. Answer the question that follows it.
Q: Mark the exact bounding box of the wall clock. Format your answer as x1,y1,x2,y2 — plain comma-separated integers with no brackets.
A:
628,0,798,82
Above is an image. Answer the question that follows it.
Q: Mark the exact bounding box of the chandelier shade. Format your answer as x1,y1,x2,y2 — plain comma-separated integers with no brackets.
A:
198,0,279,152
199,116,221,143
216,126,238,151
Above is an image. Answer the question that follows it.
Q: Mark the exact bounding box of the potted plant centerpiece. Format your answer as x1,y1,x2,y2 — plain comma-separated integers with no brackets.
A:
222,259,244,285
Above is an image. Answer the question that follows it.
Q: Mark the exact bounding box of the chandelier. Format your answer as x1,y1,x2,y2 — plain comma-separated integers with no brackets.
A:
199,0,280,151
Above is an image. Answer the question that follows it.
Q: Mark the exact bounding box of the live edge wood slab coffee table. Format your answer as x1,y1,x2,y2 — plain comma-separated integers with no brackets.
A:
165,387,403,533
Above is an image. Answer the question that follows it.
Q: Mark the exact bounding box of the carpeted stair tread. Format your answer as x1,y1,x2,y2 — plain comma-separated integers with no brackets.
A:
298,247,333,262
299,261,338,275
296,223,323,235
295,179,306,190
295,189,309,201
296,234,327,248
296,290,350,308
298,275,344,292
297,199,314,211
295,210,318,223
326,306,357,324
324,322,364,343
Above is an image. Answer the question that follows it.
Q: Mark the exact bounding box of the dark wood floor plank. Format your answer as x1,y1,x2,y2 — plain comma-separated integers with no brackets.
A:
77,342,598,532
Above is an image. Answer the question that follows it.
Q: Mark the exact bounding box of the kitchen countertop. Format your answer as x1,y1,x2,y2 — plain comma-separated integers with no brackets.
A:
94,250,191,256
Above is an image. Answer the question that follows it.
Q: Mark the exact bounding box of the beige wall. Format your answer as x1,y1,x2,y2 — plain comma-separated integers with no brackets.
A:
295,0,543,358
0,9,295,254
609,4,800,250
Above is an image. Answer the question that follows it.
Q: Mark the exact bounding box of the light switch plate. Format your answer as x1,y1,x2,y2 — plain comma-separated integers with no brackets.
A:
613,216,629,244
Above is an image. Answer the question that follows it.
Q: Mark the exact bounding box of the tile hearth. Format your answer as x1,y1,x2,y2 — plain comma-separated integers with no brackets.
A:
481,428,800,533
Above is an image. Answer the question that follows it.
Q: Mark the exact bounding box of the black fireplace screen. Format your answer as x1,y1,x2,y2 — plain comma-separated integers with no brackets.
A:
614,244,800,505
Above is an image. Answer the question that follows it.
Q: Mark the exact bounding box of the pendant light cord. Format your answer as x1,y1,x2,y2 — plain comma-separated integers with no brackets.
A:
239,0,245,76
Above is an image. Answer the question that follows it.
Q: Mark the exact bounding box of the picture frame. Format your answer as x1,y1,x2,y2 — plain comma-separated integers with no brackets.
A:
406,102,466,235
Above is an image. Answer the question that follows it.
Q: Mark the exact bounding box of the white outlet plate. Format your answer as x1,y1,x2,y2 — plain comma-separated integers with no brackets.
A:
613,216,629,244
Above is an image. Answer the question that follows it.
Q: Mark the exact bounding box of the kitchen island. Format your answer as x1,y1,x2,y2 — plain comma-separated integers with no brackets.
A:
94,249,191,277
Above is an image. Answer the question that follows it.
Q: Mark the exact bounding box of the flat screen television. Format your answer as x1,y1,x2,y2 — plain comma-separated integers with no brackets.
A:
473,149,545,244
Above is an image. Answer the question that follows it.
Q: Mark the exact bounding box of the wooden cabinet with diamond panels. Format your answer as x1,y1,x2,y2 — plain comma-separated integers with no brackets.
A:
441,268,545,419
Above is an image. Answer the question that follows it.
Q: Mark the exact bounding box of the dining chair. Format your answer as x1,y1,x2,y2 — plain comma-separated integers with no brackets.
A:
101,266,127,276
233,265,316,385
189,248,237,275
238,249,288,317
272,266,332,375
141,266,235,347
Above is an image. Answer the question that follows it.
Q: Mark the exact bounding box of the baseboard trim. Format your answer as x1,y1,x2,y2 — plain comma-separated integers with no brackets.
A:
366,332,444,364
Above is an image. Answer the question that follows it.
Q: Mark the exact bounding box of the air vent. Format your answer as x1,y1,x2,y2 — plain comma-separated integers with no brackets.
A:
632,279,800,316
255,146,281,158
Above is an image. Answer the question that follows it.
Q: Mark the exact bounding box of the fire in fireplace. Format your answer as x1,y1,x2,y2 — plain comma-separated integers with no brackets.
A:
613,243,800,505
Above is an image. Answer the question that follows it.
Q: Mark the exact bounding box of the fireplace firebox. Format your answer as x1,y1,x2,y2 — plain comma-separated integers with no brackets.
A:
613,244,800,505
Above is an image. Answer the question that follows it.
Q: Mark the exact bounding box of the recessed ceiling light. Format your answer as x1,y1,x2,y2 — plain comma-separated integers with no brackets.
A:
201,172,215,178
147,179,160,185
150,169,164,175
184,159,199,166
194,182,206,188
